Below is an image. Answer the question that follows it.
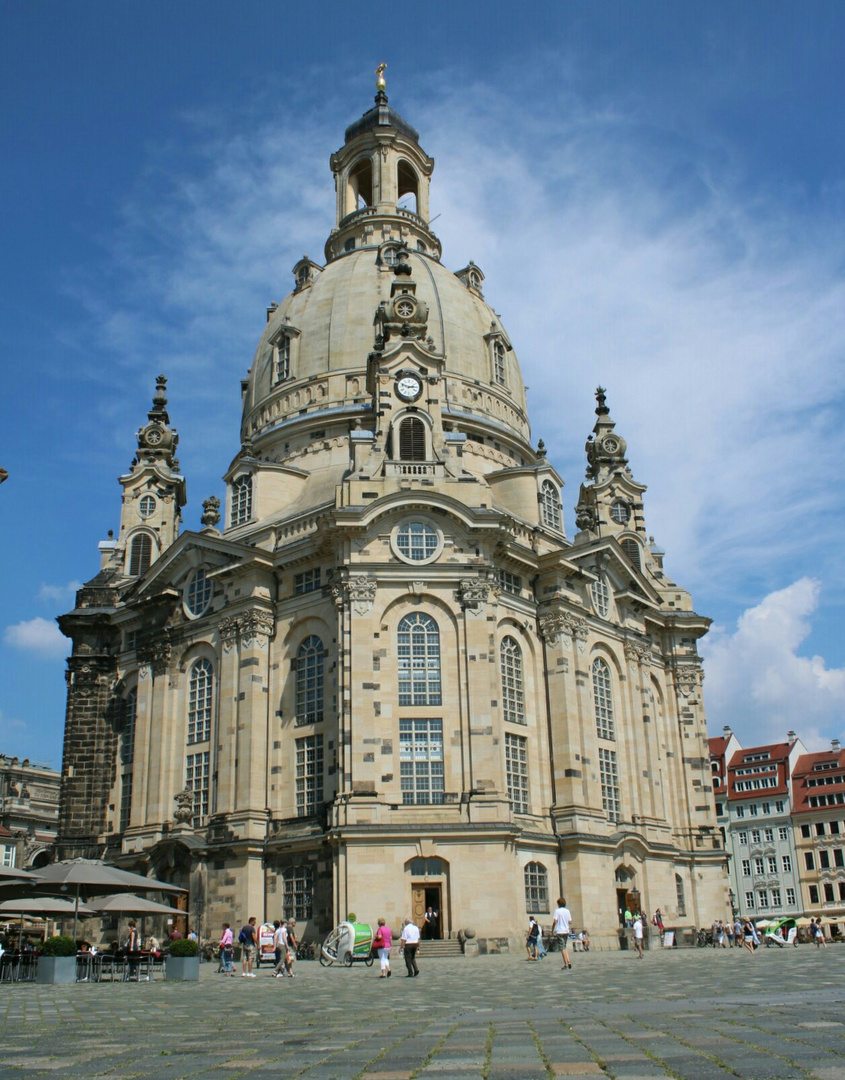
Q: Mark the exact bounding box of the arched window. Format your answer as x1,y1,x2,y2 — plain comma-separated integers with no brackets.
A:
128,534,152,577
620,537,641,569
397,160,418,214
399,417,426,461
295,636,324,725
524,862,549,912
348,158,373,210
592,657,615,740
540,481,562,531
121,688,137,766
282,866,313,920
231,475,252,527
397,613,441,706
188,659,213,744
500,637,525,724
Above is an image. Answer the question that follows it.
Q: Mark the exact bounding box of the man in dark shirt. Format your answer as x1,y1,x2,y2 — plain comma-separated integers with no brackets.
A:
240,916,258,977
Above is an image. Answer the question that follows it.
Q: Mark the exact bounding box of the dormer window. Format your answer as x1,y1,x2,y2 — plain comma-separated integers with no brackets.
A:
273,334,291,384
231,474,253,527
540,480,562,531
493,340,506,386
620,537,641,569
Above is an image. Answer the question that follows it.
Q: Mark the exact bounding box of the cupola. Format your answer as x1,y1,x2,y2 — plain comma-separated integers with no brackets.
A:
326,64,441,262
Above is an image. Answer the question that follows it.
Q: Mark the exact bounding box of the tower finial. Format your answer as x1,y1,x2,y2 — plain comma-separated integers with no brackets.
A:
595,386,608,415
375,62,387,103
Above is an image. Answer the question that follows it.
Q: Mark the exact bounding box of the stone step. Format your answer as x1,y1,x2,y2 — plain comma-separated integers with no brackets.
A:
417,939,464,958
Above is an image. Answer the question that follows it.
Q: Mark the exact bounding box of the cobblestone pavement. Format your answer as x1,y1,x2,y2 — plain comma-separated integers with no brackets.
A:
1,944,844,1079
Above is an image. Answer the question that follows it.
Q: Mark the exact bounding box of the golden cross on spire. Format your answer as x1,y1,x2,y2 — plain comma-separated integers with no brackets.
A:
375,63,387,93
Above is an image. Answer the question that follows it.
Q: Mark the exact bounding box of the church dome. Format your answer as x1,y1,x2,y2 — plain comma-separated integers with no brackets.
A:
237,84,533,467
241,246,531,454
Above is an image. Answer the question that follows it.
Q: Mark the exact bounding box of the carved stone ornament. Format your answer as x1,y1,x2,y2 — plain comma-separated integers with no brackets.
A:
138,639,172,676
173,787,194,824
624,637,653,669
219,616,240,653
201,495,221,529
339,574,377,615
350,570,378,613
457,579,490,613
219,610,275,650
240,609,275,649
674,663,701,698
539,613,588,652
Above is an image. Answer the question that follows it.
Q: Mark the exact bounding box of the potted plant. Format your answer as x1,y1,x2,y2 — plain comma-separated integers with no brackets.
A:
165,936,199,980
36,935,78,984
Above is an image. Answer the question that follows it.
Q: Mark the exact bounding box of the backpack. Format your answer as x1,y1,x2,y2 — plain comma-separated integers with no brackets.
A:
238,928,250,944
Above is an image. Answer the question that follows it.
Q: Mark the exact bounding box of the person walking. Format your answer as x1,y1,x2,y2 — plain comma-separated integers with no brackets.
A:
285,919,298,976
374,918,392,978
400,917,420,977
272,920,288,977
239,916,258,977
813,918,828,948
632,912,645,958
526,916,540,960
552,897,573,970
219,923,235,976
536,921,548,959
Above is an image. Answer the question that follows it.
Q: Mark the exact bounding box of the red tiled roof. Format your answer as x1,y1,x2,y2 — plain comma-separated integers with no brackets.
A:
791,749,845,814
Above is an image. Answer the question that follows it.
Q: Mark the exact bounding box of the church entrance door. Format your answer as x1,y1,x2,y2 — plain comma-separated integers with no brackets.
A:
412,883,442,938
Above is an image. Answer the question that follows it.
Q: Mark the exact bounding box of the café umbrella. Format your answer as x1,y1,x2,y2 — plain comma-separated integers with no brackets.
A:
33,859,185,938
0,895,98,947
87,893,184,917
0,866,39,881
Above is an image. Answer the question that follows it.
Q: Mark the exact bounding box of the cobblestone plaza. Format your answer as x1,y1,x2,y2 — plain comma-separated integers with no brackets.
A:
1,946,843,1079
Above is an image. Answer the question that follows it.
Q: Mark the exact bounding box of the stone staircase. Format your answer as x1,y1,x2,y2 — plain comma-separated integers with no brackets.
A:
417,939,464,959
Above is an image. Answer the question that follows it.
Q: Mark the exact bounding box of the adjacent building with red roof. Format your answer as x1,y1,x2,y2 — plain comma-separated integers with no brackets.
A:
791,741,845,920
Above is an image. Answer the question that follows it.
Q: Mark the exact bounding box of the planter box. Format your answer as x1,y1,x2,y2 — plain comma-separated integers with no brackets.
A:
165,955,199,981
36,956,77,984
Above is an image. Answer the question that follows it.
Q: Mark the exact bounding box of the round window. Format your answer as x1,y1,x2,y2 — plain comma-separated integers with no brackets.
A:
139,495,156,518
395,297,415,319
392,521,442,564
185,567,213,617
610,501,630,524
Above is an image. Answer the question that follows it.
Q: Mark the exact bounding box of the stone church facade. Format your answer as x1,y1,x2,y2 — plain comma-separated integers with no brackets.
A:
57,81,728,947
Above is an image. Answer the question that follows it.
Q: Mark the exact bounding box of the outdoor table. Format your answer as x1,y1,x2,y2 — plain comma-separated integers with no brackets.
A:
76,952,100,982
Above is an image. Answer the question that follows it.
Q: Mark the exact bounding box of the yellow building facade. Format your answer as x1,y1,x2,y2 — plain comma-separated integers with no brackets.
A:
57,83,728,948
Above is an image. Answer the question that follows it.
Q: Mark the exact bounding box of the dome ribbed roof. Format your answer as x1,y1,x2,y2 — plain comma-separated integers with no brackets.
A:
241,247,530,451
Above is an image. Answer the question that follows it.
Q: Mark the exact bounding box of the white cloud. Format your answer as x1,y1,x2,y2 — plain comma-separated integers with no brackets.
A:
3,618,68,658
38,581,82,606
700,578,845,750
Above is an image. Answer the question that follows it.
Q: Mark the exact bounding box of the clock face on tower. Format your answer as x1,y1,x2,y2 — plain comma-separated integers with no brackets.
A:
396,374,422,402
144,427,163,446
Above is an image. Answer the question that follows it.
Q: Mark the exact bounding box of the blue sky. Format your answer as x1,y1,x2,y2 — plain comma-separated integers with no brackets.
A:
2,1,844,767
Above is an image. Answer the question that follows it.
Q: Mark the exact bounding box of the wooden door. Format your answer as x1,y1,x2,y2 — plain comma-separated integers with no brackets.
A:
412,885,427,930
